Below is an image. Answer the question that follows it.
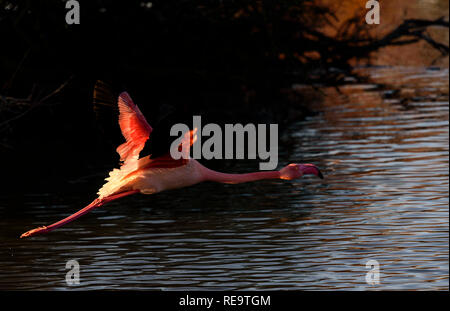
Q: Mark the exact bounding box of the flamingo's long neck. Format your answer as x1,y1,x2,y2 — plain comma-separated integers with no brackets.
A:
203,167,281,184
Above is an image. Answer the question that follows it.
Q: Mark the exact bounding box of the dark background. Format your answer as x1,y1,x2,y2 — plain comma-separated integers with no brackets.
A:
0,0,448,192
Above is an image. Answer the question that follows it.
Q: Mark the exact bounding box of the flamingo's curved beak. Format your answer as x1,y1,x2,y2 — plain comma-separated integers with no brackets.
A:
301,164,324,179
316,168,324,179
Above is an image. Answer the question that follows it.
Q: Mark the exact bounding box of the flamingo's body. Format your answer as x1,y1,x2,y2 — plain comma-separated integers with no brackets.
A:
21,92,323,238
115,155,205,195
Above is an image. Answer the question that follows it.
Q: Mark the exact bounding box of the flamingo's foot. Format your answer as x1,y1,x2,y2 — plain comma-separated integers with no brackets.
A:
20,226,48,239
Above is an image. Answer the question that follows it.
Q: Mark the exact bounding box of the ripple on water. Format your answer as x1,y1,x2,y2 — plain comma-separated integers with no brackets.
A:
0,67,448,290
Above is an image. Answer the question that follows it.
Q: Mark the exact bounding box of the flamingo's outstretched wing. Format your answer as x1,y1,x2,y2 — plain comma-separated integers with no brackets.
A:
116,92,153,163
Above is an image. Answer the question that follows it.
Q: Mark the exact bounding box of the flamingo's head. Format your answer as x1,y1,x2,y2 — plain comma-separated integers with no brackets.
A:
280,163,324,180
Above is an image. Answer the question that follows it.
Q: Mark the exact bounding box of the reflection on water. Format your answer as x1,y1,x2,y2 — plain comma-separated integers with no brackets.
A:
0,67,448,290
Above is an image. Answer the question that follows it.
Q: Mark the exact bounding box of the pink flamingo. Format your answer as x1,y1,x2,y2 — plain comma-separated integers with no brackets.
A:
21,92,323,238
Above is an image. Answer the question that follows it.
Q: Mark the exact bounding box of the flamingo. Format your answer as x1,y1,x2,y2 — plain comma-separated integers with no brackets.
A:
20,92,323,238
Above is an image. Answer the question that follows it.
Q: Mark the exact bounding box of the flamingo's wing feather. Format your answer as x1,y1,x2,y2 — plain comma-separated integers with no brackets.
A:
116,92,153,163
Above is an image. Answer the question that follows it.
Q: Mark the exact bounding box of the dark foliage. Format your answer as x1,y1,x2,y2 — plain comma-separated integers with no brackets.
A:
0,0,448,190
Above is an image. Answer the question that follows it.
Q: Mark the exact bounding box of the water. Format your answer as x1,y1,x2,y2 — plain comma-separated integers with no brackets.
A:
0,67,448,290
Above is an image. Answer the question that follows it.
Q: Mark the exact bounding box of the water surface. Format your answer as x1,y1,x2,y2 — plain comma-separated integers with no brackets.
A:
0,67,448,290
